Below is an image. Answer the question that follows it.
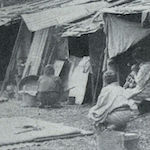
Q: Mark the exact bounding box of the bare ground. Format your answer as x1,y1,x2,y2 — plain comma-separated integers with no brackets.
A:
0,100,150,150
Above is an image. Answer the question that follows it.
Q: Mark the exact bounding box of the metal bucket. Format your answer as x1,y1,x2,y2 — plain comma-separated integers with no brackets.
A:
22,93,38,107
68,97,75,105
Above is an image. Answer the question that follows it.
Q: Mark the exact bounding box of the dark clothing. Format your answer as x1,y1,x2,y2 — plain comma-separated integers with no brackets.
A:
138,100,150,114
37,91,60,106
37,75,62,107
38,75,61,92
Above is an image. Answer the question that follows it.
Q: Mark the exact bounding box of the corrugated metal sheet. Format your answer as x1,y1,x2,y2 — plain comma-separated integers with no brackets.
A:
21,1,109,32
0,0,131,28
0,0,66,26
103,0,150,14
0,0,100,26
22,28,49,77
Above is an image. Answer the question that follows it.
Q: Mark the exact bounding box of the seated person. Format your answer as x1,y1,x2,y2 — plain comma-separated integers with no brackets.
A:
123,64,139,89
132,47,150,90
129,47,150,113
37,64,62,108
88,71,138,131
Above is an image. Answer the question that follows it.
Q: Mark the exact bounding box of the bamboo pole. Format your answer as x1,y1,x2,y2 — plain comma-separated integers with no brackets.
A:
47,42,56,64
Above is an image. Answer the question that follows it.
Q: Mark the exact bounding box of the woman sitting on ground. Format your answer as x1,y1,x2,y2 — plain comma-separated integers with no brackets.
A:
37,64,62,108
88,70,138,131
132,47,150,91
129,47,150,113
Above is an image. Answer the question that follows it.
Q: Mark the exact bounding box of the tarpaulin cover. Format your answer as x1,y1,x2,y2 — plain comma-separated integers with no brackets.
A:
105,15,150,58
62,13,103,37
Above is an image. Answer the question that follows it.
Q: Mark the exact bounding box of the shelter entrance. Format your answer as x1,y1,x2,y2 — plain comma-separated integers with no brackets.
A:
68,35,89,57
67,35,92,104
0,23,20,82
115,34,150,86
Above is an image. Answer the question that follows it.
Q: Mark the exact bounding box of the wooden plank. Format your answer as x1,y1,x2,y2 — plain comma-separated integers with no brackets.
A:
39,28,53,74
22,28,49,77
30,29,49,74
53,60,65,76
68,56,90,105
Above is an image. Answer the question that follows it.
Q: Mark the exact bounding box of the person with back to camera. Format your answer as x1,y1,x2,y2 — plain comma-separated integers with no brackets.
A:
37,64,62,108
88,70,139,131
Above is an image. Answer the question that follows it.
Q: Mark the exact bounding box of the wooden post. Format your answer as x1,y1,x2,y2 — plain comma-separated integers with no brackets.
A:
92,52,104,104
91,73,95,100
88,30,105,105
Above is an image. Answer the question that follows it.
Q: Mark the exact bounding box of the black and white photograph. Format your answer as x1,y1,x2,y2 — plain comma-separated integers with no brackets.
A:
0,0,149,149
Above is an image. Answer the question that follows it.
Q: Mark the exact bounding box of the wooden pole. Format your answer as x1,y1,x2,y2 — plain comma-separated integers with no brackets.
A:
91,29,107,105
47,42,56,64
92,52,104,105
91,73,95,100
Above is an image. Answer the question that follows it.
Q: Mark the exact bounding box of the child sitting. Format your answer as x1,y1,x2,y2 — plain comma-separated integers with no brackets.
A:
37,64,62,108
123,64,139,89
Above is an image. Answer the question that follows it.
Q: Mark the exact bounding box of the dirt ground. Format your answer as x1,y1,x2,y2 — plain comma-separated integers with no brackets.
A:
0,100,150,150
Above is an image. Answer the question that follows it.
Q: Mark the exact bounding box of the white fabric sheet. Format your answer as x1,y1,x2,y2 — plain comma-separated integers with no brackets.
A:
105,15,150,58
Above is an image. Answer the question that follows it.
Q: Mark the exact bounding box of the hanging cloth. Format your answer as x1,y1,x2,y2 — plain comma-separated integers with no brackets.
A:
105,15,150,58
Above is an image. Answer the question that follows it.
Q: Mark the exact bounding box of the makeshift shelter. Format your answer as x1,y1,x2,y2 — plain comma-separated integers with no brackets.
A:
0,0,131,103
103,0,150,85
20,1,107,104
